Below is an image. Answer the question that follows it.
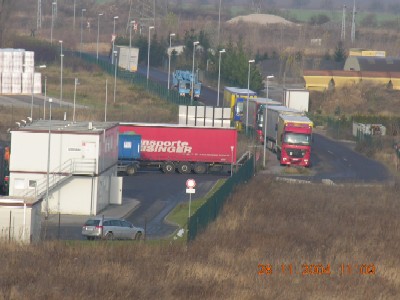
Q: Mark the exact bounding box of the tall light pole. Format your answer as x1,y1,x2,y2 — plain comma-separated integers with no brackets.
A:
246,59,255,134
191,41,200,102
147,26,155,85
96,13,103,61
80,8,86,56
218,0,222,46
59,40,63,108
266,75,274,99
217,48,225,107
128,20,135,71
73,78,78,122
43,76,47,120
167,33,175,91
73,0,76,30
230,145,234,176
104,79,108,122
51,2,56,45
112,16,119,64
45,98,53,218
113,51,118,103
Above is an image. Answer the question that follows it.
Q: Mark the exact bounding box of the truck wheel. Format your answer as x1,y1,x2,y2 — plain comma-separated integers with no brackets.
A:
178,162,192,174
193,163,207,174
162,162,175,174
126,165,137,176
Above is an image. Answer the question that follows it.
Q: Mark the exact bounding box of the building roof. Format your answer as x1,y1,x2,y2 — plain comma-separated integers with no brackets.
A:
344,56,400,72
12,120,119,134
0,196,42,207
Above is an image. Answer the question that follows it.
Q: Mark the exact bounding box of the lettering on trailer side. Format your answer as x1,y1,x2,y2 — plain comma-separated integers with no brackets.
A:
141,140,192,154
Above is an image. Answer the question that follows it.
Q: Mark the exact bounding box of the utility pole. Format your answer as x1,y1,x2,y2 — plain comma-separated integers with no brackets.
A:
351,0,356,43
341,5,346,41
37,0,42,31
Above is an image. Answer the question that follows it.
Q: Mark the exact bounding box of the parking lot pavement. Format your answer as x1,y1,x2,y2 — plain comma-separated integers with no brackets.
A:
43,198,140,225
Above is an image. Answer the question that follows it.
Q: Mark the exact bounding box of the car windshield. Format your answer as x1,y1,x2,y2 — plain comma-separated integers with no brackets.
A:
284,133,311,145
84,219,100,226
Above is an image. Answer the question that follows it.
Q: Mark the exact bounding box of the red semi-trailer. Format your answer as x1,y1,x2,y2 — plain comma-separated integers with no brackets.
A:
119,123,237,174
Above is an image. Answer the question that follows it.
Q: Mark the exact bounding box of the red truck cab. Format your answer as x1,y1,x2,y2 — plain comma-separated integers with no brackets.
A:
277,117,313,167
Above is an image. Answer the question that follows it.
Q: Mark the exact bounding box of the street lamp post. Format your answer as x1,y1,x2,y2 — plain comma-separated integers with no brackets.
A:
112,16,119,64
191,41,200,102
217,48,225,107
230,145,234,176
59,40,63,108
246,59,255,134
147,26,155,85
218,0,222,46
43,76,47,120
73,78,78,122
263,105,268,168
51,2,56,45
113,51,118,103
45,98,53,218
96,13,103,61
128,21,135,71
266,75,274,99
73,0,76,29
80,8,86,56
104,79,108,122
167,33,176,91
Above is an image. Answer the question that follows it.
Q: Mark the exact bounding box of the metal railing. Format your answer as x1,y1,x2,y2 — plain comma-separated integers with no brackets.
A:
21,158,96,199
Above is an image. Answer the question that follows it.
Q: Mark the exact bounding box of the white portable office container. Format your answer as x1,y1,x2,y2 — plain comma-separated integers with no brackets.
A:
9,121,121,216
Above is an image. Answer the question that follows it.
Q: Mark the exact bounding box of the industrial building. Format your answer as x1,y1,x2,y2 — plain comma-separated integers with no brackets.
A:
303,49,400,91
8,121,122,216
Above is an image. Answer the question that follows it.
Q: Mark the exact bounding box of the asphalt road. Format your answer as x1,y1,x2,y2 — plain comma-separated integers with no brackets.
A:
123,170,227,239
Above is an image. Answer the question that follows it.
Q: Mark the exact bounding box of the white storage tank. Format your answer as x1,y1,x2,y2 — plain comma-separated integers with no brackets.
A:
11,72,21,94
1,72,12,94
21,72,33,94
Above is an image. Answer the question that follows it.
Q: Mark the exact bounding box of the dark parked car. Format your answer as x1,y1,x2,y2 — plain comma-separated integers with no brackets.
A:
82,216,144,240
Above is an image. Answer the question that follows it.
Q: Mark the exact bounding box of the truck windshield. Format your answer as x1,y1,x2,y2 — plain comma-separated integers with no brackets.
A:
236,102,244,117
284,133,311,145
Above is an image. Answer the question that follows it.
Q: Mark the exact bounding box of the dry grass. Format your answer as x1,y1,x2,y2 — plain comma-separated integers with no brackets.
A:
1,177,400,299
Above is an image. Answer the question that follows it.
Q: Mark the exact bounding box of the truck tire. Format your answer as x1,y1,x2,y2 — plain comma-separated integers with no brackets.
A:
193,163,207,174
178,162,191,174
162,162,175,174
126,165,137,176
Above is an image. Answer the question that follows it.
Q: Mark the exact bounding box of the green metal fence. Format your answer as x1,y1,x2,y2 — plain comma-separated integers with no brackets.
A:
187,156,254,242
72,51,201,106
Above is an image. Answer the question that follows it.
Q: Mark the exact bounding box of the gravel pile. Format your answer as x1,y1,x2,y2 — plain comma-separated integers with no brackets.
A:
227,13,294,26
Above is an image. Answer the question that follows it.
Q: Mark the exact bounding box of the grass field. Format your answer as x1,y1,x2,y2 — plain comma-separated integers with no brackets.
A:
1,176,399,299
